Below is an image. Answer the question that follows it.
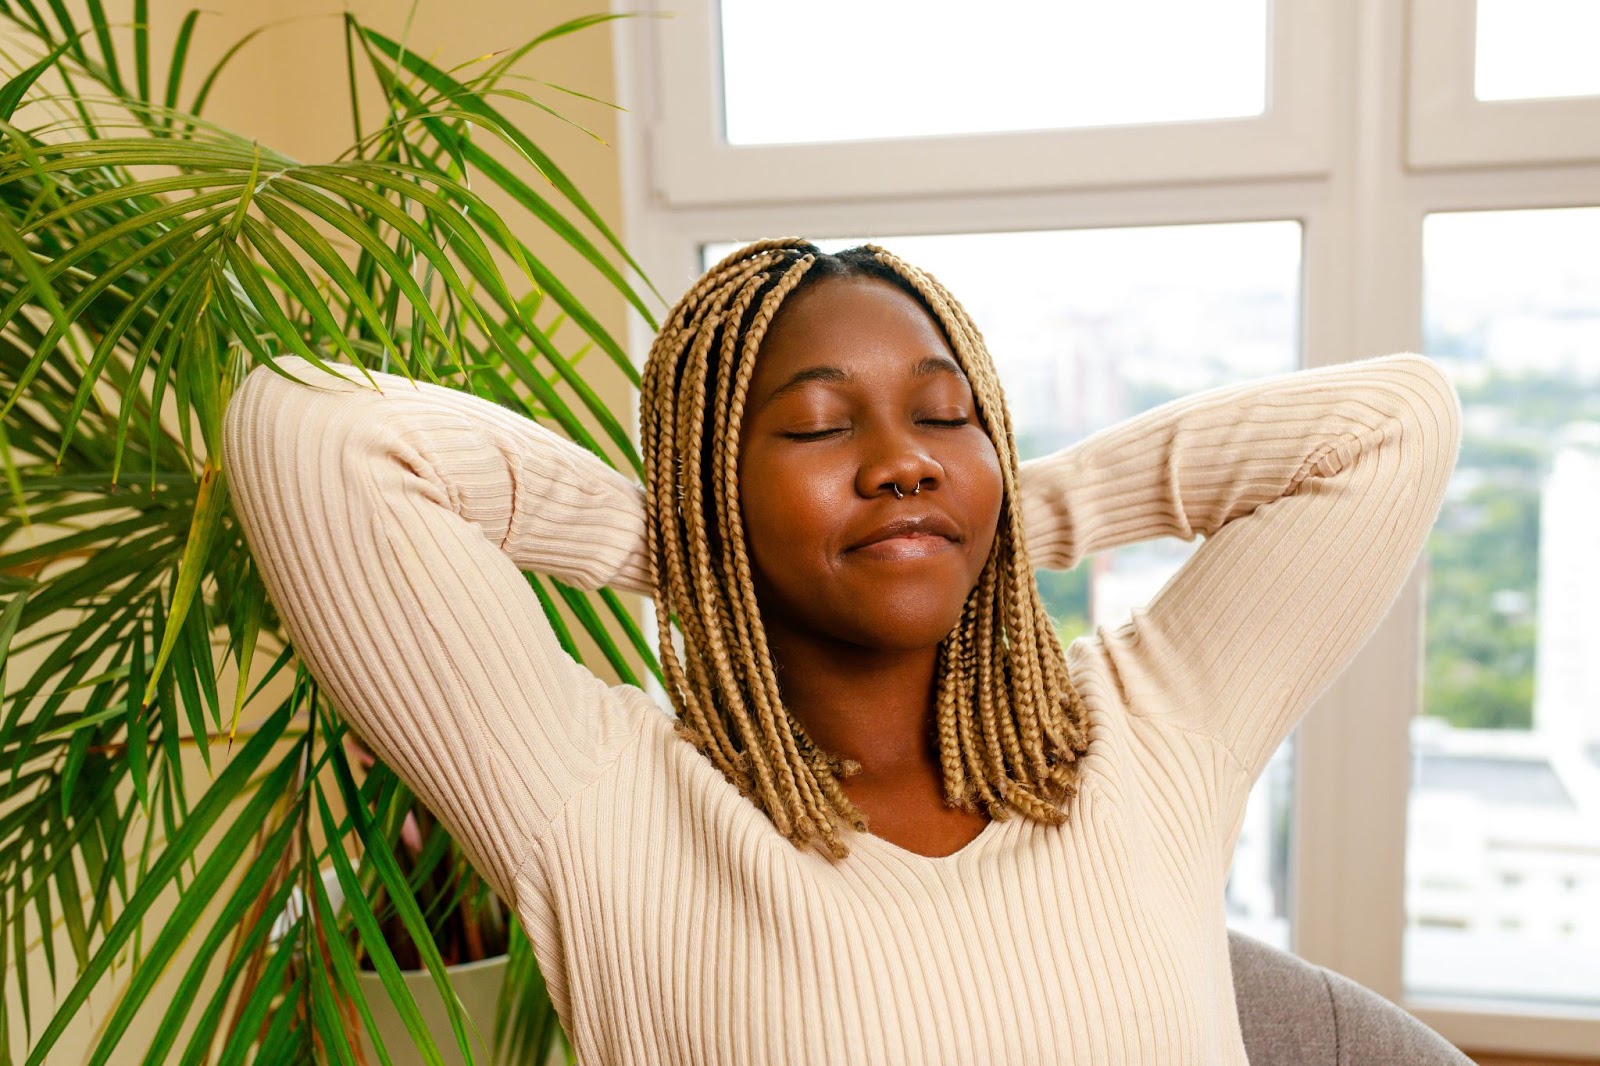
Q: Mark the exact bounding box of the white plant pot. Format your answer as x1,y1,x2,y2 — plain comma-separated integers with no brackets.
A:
355,954,510,1066
273,865,541,1064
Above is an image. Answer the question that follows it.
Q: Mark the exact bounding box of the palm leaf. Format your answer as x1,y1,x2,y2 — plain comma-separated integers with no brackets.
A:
0,3,661,1061
20,701,294,1063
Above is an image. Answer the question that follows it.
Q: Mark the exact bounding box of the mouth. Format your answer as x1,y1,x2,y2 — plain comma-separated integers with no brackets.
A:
850,532,958,561
846,514,962,561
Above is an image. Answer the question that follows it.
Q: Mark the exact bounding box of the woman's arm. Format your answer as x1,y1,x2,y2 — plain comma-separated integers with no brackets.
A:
1018,352,1462,780
222,355,654,903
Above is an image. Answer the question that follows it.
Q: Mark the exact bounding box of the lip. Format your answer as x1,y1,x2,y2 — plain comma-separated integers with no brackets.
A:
846,513,962,560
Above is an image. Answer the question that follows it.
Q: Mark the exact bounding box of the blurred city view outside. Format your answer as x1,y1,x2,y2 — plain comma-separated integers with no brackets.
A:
705,223,1303,948
1405,208,1600,1007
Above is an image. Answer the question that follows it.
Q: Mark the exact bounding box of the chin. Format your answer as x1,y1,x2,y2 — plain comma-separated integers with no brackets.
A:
861,623,962,653
841,596,969,652
758,568,977,653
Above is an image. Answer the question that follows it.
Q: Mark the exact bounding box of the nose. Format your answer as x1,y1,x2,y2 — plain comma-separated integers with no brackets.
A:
855,424,944,500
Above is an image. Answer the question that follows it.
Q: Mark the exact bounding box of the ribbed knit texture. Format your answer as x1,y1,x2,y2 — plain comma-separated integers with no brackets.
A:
220,352,1461,1064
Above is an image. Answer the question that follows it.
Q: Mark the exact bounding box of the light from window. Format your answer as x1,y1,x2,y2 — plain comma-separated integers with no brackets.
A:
718,1,1268,145
1476,0,1600,101
1406,207,1600,1008
706,221,1302,946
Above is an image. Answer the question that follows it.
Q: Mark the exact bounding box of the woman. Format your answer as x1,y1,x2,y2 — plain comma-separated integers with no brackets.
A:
222,238,1462,1063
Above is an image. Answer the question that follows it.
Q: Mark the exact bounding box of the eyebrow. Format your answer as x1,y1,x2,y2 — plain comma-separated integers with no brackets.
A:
761,355,967,407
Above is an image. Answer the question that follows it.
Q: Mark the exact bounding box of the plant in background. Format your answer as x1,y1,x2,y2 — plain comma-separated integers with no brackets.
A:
0,2,659,1061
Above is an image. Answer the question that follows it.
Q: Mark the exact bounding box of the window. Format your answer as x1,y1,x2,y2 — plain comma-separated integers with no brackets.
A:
1410,0,1600,166
617,0,1600,1053
1475,0,1600,101
1407,207,1600,1009
718,1,1268,145
648,0,1332,204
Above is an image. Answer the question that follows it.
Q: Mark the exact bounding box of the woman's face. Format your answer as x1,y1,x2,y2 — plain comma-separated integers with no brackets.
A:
736,276,1004,653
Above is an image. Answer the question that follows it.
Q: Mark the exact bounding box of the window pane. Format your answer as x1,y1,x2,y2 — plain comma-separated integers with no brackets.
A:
704,223,1302,946
719,1,1267,145
1476,0,1600,101
1408,207,1600,1007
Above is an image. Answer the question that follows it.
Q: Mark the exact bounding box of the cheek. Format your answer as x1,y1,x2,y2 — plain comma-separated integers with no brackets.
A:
953,440,1005,551
737,447,852,574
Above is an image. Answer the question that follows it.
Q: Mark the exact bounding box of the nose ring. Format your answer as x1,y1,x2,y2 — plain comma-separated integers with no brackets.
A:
890,482,921,499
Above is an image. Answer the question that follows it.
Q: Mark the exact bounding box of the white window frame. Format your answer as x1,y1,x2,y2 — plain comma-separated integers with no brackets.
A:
612,0,1600,1056
1409,0,1600,169
645,0,1335,206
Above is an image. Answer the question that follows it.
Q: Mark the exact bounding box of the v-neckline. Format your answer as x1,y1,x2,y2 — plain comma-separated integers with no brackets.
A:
852,815,1006,864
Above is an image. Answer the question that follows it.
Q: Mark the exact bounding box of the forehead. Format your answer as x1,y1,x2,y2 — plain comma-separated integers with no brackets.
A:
755,275,957,376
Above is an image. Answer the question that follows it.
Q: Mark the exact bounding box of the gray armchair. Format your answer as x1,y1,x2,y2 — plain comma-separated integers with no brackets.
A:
1228,930,1472,1065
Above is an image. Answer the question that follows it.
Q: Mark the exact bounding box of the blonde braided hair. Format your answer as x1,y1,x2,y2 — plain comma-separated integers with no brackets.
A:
640,238,1091,858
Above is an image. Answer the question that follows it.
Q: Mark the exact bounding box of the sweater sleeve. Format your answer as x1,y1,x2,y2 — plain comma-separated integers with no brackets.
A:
220,355,654,902
1017,352,1462,781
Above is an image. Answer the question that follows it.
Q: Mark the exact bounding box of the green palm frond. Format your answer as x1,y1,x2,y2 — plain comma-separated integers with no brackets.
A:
0,3,659,1062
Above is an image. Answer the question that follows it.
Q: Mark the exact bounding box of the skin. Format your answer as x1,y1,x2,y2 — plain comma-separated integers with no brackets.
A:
737,276,1005,857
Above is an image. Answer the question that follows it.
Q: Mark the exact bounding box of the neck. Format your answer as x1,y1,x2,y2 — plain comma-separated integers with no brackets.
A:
763,622,941,779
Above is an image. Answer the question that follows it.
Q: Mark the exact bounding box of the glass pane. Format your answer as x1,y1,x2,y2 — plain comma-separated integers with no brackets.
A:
1476,0,1600,101
1408,207,1600,1007
704,223,1302,946
718,1,1267,145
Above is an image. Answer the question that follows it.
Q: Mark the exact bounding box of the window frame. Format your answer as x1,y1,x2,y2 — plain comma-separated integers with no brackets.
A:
645,0,1335,206
1409,0,1600,169
612,0,1600,1055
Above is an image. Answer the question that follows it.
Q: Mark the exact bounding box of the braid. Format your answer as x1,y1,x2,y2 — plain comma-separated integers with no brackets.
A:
640,237,1091,858
718,257,853,851
871,244,1091,819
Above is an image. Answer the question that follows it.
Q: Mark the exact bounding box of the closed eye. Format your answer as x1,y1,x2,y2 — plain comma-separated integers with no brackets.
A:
920,417,970,428
780,427,846,441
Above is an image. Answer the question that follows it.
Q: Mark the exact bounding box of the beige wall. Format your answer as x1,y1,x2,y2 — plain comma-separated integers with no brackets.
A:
6,1,631,1059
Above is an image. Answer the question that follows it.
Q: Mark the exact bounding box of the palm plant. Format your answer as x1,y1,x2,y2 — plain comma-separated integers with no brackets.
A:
0,2,660,1062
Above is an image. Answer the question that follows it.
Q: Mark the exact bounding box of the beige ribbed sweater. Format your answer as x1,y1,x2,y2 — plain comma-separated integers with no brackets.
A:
220,351,1461,1064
